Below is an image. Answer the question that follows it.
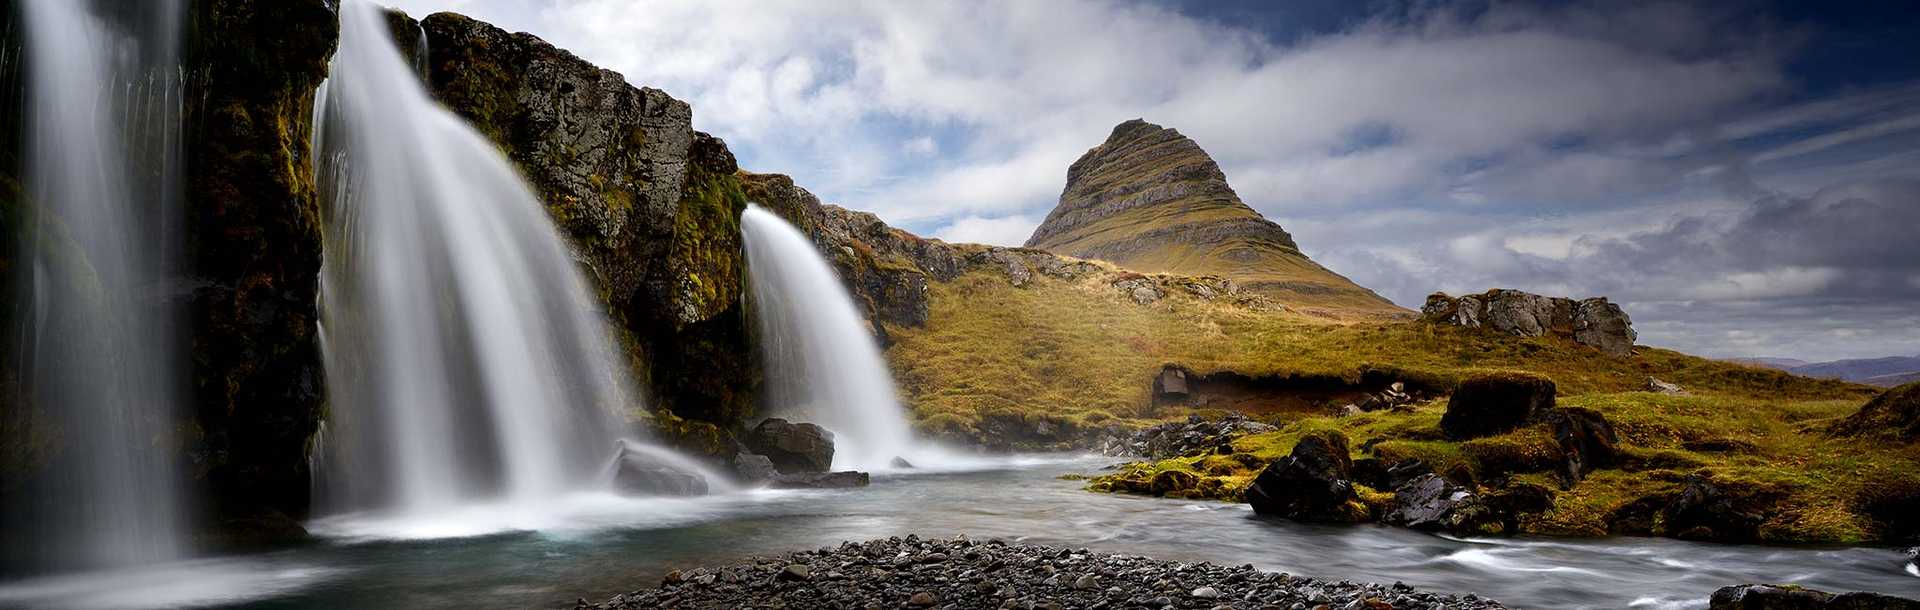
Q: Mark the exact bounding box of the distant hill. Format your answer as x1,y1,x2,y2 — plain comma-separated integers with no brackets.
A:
1862,371,1920,388
1024,119,1404,317
1788,355,1920,384
1725,357,1809,370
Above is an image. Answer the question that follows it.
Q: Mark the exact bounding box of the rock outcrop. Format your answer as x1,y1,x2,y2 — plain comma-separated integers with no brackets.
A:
417,12,757,441
1422,289,1636,356
1024,119,1402,316
1829,381,1920,442
1246,431,1369,522
1439,373,1558,440
1115,414,1276,459
1709,584,1920,609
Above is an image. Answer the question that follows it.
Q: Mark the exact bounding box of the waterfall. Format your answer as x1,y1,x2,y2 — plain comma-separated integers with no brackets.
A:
741,205,923,471
6,0,188,573
311,0,645,519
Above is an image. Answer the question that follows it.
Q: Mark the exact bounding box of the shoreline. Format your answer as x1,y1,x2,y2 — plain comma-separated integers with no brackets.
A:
576,535,1509,610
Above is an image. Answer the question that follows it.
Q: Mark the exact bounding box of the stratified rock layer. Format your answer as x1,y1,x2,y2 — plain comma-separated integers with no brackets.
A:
1422,289,1637,357
1026,119,1401,315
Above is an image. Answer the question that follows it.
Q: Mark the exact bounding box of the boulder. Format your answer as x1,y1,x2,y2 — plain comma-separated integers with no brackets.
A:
729,452,779,483
769,471,871,489
746,418,836,474
1644,377,1687,395
612,443,710,497
1828,382,1920,442
1544,407,1618,487
1153,366,1190,402
1383,474,1494,534
1440,373,1557,440
889,456,915,469
1664,475,1767,542
1246,431,1367,522
1422,289,1636,356
1709,584,1920,609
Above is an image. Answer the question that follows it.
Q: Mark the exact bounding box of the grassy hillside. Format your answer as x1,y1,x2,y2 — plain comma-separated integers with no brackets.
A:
884,268,1915,543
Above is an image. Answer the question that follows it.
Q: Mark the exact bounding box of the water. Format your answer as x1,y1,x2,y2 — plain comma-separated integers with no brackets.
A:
5,0,188,573
309,0,654,519
4,457,1908,609
741,205,927,470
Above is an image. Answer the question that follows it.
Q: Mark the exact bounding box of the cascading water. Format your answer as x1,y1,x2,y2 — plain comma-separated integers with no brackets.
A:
310,0,650,522
5,0,187,573
741,205,925,471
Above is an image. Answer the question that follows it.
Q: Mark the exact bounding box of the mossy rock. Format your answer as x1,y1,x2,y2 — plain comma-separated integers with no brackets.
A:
1440,372,1557,440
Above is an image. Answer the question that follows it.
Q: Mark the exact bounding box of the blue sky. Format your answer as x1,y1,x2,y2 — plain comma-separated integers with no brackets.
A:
386,0,1920,362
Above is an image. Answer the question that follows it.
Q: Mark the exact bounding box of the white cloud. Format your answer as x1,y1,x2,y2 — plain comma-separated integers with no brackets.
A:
931,215,1040,247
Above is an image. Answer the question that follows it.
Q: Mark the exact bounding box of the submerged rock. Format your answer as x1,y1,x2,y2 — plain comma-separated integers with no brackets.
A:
1440,372,1557,440
1246,431,1368,522
1709,584,1920,609
745,418,835,474
768,471,870,489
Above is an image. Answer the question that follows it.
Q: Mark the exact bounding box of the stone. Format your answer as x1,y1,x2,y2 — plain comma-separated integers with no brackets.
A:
908,592,937,607
1192,586,1221,599
890,456,916,469
1664,475,1768,542
730,452,779,483
1422,289,1636,357
1644,377,1687,395
1439,373,1557,440
779,564,811,582
611,443,710,497
1246,431,1367,522
1829,382,1920,442
1543,407,1618,487
1383,474,1490,533
1154,366,1190,401
1709,584,1920,609
1074,574,1099,590
746,418,836,474
769,471,871,489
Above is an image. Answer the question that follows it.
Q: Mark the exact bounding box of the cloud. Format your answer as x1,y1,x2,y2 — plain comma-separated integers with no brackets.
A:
931,215,1040,247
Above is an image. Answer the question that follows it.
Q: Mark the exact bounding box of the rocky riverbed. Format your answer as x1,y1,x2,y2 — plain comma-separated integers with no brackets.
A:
576,535,1507,610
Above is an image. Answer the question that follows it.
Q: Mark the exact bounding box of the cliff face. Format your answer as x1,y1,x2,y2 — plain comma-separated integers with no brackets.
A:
416,13,755,448
1026,119,1402,316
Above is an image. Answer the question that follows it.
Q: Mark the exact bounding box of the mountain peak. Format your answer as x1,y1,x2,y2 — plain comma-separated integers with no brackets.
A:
1024,119,1400,315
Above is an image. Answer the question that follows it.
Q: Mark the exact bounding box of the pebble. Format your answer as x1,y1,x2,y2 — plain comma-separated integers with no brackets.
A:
575,536,1507,609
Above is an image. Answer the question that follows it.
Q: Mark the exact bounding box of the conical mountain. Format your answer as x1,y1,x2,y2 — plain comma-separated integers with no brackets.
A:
1025,119,1402,315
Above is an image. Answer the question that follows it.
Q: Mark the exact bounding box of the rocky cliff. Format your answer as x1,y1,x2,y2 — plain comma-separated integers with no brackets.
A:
1026,119,1402,316
1421,289,1637,357
415,12,756,450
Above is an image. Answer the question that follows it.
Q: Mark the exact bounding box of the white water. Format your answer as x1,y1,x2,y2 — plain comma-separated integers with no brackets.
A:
310,0,664,523
740,205,933,471
8,0,187,572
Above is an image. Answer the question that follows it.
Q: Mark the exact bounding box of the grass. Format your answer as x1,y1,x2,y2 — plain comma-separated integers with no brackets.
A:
884,268,1909,542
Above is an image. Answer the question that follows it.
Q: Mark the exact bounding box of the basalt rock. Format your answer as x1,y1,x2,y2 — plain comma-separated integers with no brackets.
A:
1440,373,1557,440
1120,413,1276,459
1710,584,1920,609
1422,289,1637,357
1384,474,1499,534
745,418,835,474
1543,407,1618,487
1025,119,1401,314
1663,474,1772,542
1246,431,1368,522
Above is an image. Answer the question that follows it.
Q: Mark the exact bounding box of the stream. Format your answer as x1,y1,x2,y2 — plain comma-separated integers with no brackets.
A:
1,455,1913,610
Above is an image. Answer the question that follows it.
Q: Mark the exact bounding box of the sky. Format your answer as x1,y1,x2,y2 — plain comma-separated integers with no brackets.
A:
384,0,1920,363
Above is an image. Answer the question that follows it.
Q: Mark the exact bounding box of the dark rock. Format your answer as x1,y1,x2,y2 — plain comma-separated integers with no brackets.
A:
729,452,779,483
1440,373,1557,440
1663,475,1769,542
745,418,835,474
778,564,811,582
1383,474,1497,534
1543,407,1618,487
1246,431,1368,522
769,471,870,489
889,456,915,469
611,443,709,497
1121,412,1275,459
1422,289,1636,357
1352,458,1431,492
1829,382,1920,442
1154,366,1190,402
1709,584,1920,609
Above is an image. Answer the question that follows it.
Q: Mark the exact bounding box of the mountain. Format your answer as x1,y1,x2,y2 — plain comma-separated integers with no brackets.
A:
1024,119,1403,316
1789,355,1920,385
